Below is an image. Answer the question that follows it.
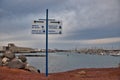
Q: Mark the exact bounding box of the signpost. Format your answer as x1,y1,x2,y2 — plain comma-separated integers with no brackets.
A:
32,9,62,77
46,9,48,77
32,19,62,34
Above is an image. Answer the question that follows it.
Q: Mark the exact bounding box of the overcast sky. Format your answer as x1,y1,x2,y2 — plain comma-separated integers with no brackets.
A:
0,0,120,49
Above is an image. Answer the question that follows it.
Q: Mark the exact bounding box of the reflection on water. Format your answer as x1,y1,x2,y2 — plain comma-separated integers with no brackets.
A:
1,52,120,73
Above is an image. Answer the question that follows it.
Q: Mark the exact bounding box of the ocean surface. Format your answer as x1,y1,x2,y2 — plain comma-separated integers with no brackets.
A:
1,52,120,73
24,52,120,73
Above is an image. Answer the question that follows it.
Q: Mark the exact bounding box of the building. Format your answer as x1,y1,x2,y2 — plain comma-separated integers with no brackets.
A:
1,43,35,53
0,46,4,52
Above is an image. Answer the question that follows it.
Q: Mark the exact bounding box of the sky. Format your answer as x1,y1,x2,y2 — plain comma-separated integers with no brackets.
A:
0,0,120,49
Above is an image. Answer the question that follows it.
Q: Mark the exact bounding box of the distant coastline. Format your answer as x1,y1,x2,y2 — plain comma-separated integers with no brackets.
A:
0,43,120,56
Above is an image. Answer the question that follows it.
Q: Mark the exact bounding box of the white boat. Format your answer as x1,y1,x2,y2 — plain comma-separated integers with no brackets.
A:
111,53,120,56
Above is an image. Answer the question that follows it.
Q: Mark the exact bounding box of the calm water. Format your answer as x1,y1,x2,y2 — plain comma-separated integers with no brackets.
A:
25,52,120,73
1,52,120,73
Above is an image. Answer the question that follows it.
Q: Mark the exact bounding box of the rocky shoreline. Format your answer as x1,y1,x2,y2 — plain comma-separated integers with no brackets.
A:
0,50,120,80
0,50,40,73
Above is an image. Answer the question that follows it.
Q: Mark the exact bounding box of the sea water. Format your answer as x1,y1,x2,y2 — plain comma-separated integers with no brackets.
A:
25,52,120,73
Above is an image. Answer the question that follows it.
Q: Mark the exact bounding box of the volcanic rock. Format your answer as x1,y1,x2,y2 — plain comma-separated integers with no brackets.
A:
3,51,15,60
18,55,27,62
7,58,25,69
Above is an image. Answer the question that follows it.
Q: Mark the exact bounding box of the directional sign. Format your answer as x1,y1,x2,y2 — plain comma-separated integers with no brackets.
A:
32,19,62,34
32,24,45,34
31,9,62,77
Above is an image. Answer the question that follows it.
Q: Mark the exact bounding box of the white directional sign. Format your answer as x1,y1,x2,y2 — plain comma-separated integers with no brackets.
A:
32,19,62,34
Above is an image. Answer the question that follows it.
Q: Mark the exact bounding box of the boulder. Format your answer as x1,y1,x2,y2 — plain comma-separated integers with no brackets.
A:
1,51,39,73
118,63,120,68
0,57,2,66
3,51,15,60
7,58,25,69
18,55,27,62
25,64,39,73
2,57,10,65
78,70,87,77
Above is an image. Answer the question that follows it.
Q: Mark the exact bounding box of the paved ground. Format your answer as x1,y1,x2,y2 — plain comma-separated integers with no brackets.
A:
0,66,120,80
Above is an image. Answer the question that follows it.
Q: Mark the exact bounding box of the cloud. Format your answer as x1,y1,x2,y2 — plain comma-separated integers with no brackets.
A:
1,0,120,33
46,0,120,35
0,32,120,49
0,0,120,49
49,37,120,45
80,37,120,45
74,0,120,30
0,0,67,17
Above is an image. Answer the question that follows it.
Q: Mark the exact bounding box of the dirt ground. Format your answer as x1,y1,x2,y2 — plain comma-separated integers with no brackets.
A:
0,66,120,80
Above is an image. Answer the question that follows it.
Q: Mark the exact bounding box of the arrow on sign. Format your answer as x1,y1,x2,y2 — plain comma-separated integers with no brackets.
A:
34,20,44,23
50,21,60,24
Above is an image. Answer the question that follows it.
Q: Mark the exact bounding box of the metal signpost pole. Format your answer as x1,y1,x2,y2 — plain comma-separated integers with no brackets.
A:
46,9,48,77
32,9,62,77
